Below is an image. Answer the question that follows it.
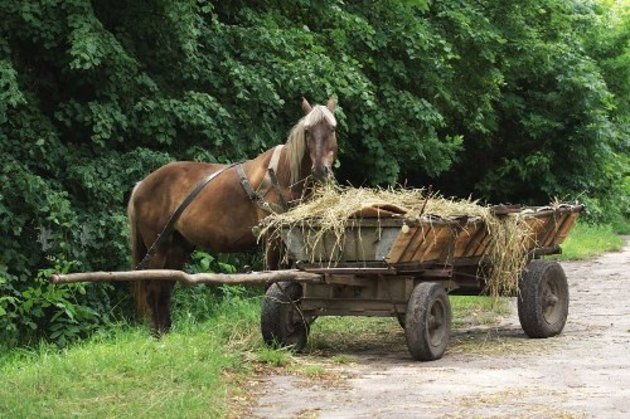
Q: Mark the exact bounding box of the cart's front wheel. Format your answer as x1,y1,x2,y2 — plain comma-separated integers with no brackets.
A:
518,260,569,338
405,282,451,361
261,282,308,351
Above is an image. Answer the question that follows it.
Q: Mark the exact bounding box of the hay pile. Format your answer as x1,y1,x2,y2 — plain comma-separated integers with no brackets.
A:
259,184,536,297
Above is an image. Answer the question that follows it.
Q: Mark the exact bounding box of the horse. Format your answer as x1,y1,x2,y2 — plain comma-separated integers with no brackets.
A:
127,97,338,334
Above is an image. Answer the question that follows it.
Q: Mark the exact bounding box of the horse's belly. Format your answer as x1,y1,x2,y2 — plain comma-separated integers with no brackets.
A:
199,231,258,253
178,215,259,253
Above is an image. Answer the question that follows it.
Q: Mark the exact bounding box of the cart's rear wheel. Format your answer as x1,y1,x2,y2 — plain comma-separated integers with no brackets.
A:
405,282,451,361
518,260,569,338
261,282,308,351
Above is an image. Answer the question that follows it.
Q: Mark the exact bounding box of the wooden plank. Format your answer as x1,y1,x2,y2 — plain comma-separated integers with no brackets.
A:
404,225,435,262
301,298,407,315
458,222,487,258
403,226,428,262
543,212,578,247
433,226,456,262
470,228,492,258
532,213,555,247
386,226,419,263
542,217,560,247
554,212,579,244
453,222,477,258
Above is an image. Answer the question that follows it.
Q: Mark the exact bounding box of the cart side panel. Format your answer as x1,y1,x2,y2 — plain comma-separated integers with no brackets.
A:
284,224,401,262
407,224,453,263
552,212,580,245
386,223,457,264
454,220,485,259
386,226,421,264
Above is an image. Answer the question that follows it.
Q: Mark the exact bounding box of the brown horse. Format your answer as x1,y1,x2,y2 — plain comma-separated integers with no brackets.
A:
127,97,338,333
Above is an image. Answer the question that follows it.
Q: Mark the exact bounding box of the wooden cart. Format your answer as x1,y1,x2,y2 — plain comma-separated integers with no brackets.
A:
260,204,584,361
51,204,583,361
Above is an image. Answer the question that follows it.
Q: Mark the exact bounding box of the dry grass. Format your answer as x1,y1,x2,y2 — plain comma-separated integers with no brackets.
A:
260,184,539,297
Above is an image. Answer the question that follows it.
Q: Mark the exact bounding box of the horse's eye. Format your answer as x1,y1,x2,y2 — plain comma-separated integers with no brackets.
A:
330,126,336,132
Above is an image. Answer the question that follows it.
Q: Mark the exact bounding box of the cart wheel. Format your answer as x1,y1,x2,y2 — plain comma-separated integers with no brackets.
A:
405,282,451,361
261,282,308,351
518,260,569,338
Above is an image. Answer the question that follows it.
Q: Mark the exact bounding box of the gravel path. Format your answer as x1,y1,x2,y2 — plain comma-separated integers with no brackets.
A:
253,238,630,418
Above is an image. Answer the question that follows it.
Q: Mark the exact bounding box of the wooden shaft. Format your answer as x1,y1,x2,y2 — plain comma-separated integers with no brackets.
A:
49,269,323,286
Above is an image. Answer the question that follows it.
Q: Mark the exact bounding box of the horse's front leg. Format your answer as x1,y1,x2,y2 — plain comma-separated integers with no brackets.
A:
264,233,285,271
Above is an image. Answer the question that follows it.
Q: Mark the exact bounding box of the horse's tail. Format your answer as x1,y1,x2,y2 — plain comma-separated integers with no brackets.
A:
127,182,150,319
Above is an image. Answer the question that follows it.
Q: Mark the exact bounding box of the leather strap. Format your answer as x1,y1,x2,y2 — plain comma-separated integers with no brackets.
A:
236,163,258,202
236,145,288,214
256,145,284,198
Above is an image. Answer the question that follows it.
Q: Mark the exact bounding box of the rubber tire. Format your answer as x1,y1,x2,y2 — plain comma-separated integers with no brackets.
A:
405,282,451,361
518,260,569,338
261,282,308,351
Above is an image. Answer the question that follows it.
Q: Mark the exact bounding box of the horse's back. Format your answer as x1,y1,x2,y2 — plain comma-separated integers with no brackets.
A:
131,161,224,229
144,161,223,187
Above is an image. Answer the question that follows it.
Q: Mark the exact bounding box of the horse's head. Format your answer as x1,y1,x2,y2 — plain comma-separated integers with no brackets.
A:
285,97,338,187
300,97,338,182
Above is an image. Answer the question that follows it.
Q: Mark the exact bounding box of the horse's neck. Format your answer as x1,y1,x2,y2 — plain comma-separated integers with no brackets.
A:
261,144,309,201
246,141,312,204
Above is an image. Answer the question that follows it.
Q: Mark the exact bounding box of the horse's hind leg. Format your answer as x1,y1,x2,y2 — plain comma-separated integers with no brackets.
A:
143,250,169,335
144,248,176,336
146,275,176,335
155,280,175,333
148,235,192,335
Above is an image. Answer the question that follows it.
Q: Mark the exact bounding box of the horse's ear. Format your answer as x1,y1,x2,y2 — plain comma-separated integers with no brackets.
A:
326,96,336,112
301,97,312,114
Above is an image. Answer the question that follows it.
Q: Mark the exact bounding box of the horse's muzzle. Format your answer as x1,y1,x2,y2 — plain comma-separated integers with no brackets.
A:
312,165,334,182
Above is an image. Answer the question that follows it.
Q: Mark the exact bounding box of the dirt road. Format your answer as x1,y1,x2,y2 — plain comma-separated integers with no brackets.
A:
253,238,630,418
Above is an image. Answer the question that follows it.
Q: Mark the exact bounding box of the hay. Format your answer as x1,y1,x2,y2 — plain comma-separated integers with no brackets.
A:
258,184,537,297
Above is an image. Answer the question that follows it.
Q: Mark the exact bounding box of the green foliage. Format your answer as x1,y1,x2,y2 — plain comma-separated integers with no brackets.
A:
170,250,263,327
0,258,113,348
0,0,627,346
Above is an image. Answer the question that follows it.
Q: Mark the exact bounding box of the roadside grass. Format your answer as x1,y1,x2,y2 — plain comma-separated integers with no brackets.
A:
552,221,625,260
0,294,263,418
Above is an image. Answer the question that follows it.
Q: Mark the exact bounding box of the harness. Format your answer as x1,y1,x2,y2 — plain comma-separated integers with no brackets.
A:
236,145,288,214
136,162,239,270
135,146,288,270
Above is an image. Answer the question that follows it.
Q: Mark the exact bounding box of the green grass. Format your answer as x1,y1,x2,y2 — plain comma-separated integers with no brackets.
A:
0,296,263,418
553,221,625,260
450,296,511,328
254,346,293,367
